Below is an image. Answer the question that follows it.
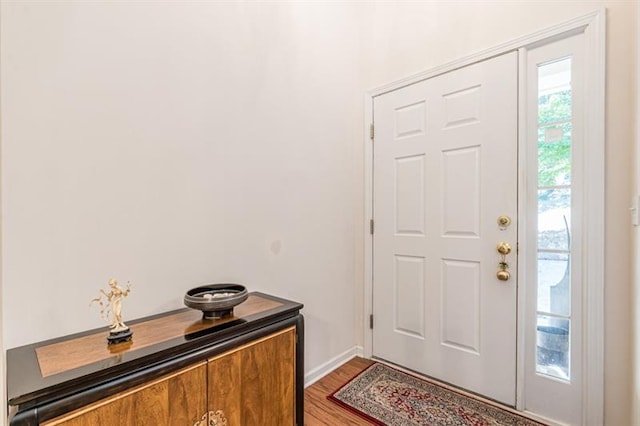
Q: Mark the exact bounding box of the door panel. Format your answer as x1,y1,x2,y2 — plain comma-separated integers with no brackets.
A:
395,154,426,235
394,254,425,337
442,259,481,353
372,51,518,405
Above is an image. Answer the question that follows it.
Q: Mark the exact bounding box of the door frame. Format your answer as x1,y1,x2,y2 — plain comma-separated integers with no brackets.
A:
363,9,605,424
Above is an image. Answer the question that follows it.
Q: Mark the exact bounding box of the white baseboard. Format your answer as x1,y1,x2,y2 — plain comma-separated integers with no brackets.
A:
304,345,364,388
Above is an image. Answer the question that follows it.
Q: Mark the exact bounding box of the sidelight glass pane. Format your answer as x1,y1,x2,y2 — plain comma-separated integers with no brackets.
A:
538,57,572,188
537,252,570,316
537,188,571,251
535,57,572,383
538,58,572,124
538,121,572,187
536,315,570,380
538,90,572,124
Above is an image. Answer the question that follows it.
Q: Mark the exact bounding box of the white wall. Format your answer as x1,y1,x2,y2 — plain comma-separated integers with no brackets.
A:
0,1,362,379
633,1,640,424
601,4,636,423
1,1,636,425
0,2,5,422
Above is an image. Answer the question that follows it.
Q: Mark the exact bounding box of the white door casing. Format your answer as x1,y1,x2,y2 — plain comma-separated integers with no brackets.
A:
364,10,604,425
372,52,518,405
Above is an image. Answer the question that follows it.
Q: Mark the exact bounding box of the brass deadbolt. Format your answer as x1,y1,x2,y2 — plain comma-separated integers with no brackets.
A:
497,215,512,228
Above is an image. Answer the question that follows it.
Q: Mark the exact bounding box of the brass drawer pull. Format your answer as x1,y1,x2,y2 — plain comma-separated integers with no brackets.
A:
210,410,228,426
194,410,228,426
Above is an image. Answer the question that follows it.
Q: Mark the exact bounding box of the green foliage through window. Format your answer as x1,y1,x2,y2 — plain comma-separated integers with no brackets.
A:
538,90,571,187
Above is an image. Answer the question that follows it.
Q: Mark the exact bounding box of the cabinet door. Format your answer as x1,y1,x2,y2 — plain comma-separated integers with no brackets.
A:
208,327,296,425
43,363,207,426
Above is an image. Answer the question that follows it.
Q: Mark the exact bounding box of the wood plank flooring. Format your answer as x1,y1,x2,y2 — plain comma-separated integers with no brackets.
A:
304,357,374,425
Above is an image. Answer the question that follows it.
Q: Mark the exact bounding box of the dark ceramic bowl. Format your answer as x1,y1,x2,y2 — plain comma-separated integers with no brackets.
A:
184,283,248,319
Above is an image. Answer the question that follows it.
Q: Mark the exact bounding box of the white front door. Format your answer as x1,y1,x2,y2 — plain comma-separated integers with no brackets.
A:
372,51,518,405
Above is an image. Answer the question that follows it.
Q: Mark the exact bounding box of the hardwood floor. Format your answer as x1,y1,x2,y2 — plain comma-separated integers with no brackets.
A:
304,357,374,425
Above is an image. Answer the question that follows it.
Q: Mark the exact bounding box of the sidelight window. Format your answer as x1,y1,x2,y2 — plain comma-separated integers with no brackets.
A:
535,57,572,381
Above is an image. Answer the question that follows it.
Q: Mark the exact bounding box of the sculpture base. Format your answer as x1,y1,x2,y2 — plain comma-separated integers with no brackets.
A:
107,328,133,345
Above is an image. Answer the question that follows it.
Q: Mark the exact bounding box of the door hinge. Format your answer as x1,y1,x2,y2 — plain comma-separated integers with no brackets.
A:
369,123,374,140
369,314,374,329
370,219,374,235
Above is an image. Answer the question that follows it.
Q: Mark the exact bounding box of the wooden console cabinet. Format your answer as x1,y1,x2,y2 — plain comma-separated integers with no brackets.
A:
7,292,303,426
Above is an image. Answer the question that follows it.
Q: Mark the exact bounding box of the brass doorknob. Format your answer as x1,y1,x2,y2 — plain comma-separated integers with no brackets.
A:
497,242,512,255
497,269,510,281
496,242,512,282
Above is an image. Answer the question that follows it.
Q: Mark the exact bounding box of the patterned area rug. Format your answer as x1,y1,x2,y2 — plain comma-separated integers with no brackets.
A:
328,363,545,426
